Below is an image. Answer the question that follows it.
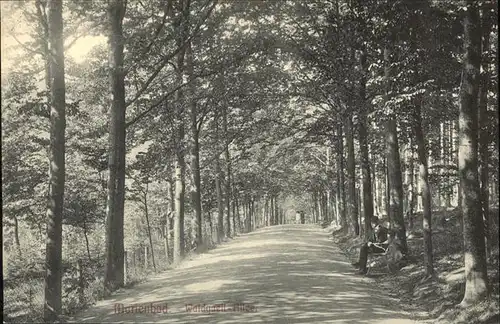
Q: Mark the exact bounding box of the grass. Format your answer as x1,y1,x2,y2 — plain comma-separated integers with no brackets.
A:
332,207,499,324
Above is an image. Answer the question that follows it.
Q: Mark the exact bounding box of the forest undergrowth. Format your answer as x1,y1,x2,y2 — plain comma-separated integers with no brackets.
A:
332,208,500,324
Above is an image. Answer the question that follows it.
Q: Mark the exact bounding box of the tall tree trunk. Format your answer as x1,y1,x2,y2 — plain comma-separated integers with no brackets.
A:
164,210,171,263
373,158,381,216
144,185,156,271
437,123,443,208
478,7,492,257
312,191,317,223
252,198,256,230
408,138,415,230
273,196,278,227
270,196,275,225
415,100,434,276
104,0,126,293
242,198,247,233
384,157,391,223
459,0,489,306
346,116,359,235
43,1,66,320
358,50,373,240
236,193,241,232
336,125,347,230
173,0,188,264
223,104,232,238
185,41,203,248
215,154,224,241
326,146,331,223
384,45,407,254
232,191,237,234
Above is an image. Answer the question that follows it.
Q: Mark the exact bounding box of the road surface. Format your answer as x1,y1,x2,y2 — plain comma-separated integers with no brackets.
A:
70,224,418,324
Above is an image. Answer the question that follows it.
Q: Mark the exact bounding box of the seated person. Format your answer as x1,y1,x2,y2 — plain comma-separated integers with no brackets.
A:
352,216,389,274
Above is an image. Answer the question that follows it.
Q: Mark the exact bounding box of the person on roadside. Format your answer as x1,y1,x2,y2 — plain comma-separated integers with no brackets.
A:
352,216,389,275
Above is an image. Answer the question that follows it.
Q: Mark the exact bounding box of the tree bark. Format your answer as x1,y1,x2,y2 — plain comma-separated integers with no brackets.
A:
384,157,391,223
43,1,66,320
232,190,237,234
104,0,126,293
164,210,170,263
459,0,489,307
144,184,156,271
415,100,434,276
346,116,359,236
173,0,188,264
13,216,21,256
358,49,374,240
236,193,241,232
215,152,224,241
223,104,232,238
478,7,492,257
186,41,203,249
408,138,415,230
336,125,347,230
384,45,407,254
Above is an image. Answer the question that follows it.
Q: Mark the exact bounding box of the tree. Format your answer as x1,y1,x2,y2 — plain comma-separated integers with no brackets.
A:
478,5,493,256
186,41,203,249
414,98,434,277
173,0,189,264
358,49,374,240
43,0,66,321
346,114,359,236
104,0,127,292
459,0,488,307
384,42,407,255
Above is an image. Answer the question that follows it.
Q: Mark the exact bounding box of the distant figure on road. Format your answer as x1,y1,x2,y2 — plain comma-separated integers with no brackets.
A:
295,211,306,224
352,216,388,275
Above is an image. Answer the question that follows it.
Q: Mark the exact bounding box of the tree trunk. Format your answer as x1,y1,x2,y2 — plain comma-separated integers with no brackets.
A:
336,125,347,230
104,0,126,293
436,122,443,208
478,7,492,257
384,157,391,223
385,45,407,254
144,186,156,271
186,41,203,248
252,198,256,230
13,216,21,256
408,138,415,230
236,193,241,232
43,2,66,320
232,191,237,234
415,100,434,276
243,199,248,233
358,50,373,240
173,20,187,265
270,196,275,225
373,158,381,217
215,154,224,241
164,212,170,263
346,116,359,235
83,217,91,262
223,104,232,238
459,0,489,307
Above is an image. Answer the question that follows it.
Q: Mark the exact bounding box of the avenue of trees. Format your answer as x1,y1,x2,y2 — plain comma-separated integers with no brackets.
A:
1,0,498,322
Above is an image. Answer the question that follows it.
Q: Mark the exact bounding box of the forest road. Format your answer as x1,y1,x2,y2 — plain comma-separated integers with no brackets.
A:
70,224,420,324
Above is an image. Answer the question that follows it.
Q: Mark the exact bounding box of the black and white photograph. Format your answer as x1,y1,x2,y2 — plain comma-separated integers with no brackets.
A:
1,0,499,323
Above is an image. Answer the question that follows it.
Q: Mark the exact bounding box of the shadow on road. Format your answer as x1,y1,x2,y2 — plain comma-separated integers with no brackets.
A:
70,224,416,324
